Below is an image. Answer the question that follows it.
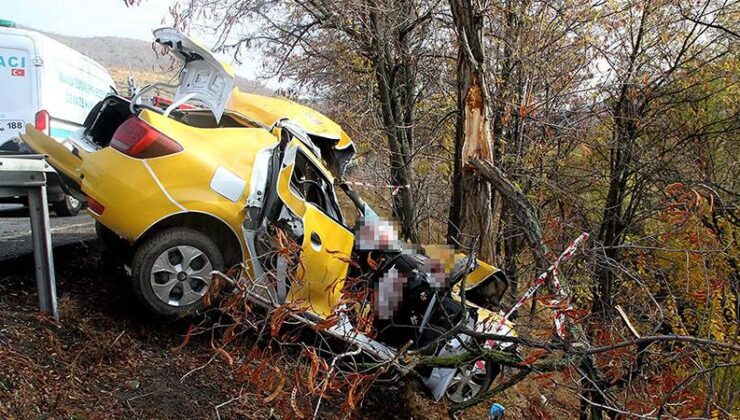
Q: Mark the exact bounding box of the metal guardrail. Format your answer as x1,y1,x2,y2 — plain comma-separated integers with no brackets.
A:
0,154,58,319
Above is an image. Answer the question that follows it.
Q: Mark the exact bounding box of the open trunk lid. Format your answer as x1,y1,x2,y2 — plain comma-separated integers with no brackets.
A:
153,28,234,122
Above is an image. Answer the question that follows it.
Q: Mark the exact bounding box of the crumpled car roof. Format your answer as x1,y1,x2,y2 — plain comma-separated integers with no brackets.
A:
226,88,354,151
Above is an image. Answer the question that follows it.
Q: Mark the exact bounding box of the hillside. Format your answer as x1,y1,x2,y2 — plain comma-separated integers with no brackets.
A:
51,33,168,71
35,28,271,95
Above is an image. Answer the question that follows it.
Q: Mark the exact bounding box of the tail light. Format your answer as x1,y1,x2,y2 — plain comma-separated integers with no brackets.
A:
35,110,49,134
110,117,183,159
87,197,105,215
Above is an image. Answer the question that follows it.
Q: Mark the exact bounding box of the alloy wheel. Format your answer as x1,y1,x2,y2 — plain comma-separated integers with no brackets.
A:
149,245,213,307
445,363,490,403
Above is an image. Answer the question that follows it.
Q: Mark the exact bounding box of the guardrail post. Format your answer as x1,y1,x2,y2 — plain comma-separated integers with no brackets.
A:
27,183,58,319
0,154,59,319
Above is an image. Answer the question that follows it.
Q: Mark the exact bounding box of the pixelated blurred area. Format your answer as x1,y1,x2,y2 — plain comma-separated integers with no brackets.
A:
374,267,407,319
422,244,455,289
356,219,402,251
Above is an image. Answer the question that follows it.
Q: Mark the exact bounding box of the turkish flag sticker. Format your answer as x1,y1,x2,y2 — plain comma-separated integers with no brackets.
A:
11,68,26,77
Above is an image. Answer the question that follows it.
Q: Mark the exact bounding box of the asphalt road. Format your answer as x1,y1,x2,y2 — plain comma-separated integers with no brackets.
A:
0,204,96,261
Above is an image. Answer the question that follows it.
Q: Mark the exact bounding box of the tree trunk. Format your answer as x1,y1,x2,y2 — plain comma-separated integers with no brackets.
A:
594,102,640,317
447,0,496,261
593,6,648,320
369,4,419,242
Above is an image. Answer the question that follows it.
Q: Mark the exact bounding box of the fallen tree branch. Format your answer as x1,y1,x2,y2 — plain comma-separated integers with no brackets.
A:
458,331,740,354
468,157,548,271
451,368,532,414
580,334,740,355
415,331,739,373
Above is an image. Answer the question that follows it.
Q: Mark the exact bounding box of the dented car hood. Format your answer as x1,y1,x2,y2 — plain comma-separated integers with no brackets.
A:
154,28,234,121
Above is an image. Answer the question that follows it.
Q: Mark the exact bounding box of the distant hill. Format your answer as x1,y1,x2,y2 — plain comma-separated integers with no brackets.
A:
27,27,272,95
50,33,169,71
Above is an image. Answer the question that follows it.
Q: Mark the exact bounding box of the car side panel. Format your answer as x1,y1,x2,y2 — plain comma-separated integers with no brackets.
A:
80,147,180,241
140,110,278,259
145,149,247,256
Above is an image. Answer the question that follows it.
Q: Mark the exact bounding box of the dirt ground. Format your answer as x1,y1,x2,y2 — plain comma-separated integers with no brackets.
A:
0,240,553,419
0,241,419,419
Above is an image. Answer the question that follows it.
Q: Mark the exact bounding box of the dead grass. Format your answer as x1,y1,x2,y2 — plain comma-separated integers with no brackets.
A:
0,243,253,418
0,242,411,418
0,240,580,419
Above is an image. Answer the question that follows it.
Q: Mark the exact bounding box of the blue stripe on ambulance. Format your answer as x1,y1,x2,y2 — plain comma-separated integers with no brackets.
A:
50,127,75,139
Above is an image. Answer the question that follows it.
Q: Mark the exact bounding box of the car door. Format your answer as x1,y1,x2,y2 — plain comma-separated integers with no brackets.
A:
276,140,354,317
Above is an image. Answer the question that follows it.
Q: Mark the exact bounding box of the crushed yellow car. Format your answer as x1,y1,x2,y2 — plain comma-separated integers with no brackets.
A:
21,28,515,403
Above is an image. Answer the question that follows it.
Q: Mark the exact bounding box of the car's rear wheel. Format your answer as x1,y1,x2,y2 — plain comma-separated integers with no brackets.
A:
131,228,223,318
445,359,500,403
52,194,82,216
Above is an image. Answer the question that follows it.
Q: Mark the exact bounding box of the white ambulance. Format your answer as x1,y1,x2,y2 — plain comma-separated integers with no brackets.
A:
0,20,115,215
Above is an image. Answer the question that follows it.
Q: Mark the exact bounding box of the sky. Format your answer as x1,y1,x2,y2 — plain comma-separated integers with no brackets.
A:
1,0,265,81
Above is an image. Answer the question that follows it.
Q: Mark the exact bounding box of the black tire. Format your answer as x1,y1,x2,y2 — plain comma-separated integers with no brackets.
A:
131,228,224,318
52,194,82,217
